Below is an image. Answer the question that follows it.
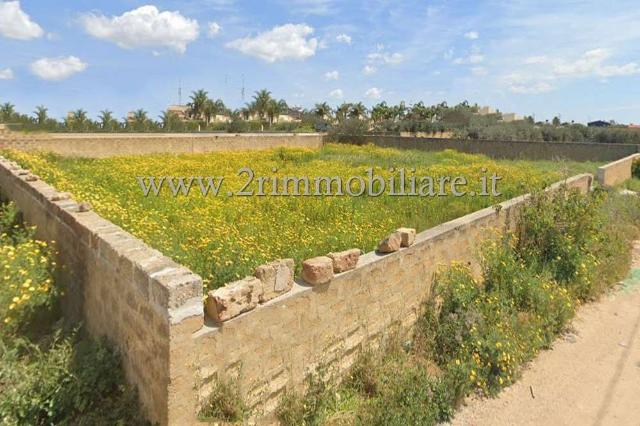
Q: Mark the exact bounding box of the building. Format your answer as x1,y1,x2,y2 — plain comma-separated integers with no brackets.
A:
477,106,496,115
167,105,189,121
588,120,611,128
502,112,523,122
276,107,303,123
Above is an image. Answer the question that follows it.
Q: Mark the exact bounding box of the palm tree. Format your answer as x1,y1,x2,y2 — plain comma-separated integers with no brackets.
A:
336,102,352,123
98,110,116,130
188,89,209,120
33,105,48,126
266,100,281,125
132,109,149,131
371,102,391,123
349,102,367,120
0,102,15,122
202,99,218,124
159,110,180,131
252,89,272,121
314,102,332,120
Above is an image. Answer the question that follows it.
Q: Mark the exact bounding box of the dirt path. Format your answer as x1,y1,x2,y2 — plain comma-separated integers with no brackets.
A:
450,241,640,426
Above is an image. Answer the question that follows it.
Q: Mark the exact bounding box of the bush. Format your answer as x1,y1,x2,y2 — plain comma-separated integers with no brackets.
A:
199,377,246,423
633,158,640,179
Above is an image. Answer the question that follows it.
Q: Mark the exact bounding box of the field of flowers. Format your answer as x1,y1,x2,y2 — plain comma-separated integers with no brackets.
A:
2,144,598,290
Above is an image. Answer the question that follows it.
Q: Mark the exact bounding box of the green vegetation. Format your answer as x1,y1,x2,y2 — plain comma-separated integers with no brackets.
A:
3,145,598,290
3,96,640,142
0,201,145,425
276,188,640,425
198,378,247,423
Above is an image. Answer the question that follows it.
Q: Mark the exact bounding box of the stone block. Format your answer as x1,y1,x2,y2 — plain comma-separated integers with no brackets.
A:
377,231,402,253
78,202,93,212
254,258,294,303
50,192,71,201
301,256,334,285
396,227,416,247
205,277,262,322
327,248,361,273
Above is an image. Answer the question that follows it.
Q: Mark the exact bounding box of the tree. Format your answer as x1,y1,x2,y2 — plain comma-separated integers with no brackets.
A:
33,105,48,126
335,103,352,123
67,109,89,131
349,102,367,119
314,102,332,120
202,99,218,124
0,102,15,122
131,109,150,131
188,89,209,120
252,89,272,121
98,110,117,131
159,111,181,131
371,102,391,123
552,116,561,126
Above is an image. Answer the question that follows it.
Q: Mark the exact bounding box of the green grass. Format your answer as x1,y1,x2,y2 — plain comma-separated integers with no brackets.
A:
3,144,599,289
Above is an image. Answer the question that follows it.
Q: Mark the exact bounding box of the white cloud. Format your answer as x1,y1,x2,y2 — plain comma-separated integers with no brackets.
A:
208,22,221,37
471,66,488,76
552,48,640,78
368,51,404,65
227,23,318,62
286,0,337,15
30,56,88,81
464,31,479,40
80,6,199,53
365,87,382,99
328,88,343,98
509,81,554,94
336,33,351,44
362,65,376,75
0,1,44,40
324,70,339,80
0,67,13,79
524,55,548,64
453,53,484,64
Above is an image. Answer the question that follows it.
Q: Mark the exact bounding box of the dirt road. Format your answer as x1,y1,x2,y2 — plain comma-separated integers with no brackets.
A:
450,241,640,426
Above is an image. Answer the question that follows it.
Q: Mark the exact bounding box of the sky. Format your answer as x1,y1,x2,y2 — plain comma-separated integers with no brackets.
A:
1,0,640,123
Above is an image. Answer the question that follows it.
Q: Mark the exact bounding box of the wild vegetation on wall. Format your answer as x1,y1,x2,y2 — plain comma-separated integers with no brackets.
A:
273,188,640,426
0,201,145,425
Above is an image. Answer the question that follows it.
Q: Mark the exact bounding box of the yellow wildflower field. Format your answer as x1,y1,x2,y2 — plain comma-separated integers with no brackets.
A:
3,144,598,290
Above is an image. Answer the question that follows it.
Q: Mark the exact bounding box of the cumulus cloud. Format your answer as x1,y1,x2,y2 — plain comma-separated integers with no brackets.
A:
328,88,343,98
464,31,479,40
0,1,44,40
336,33,351,44
80,5,199,53
286,0,337,15
553,48,640,77
324,70,339,80
0,67,13,79
30,56,88,81
227,23,317,62
365,87,382,99
367,50,403,65
208,22,221,37
362,65,376,75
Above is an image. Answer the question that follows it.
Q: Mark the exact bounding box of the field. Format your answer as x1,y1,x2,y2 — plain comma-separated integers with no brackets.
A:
3,144,599,290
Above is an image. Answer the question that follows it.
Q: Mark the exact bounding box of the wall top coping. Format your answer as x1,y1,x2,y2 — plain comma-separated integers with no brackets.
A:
1,132,324,140
193,173,593,339
597,153,640,169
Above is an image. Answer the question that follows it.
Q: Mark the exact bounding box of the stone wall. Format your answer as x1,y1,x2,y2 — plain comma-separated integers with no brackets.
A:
165,174,593,424
0,155,204,425
341,135,639,162
0,132,324,158
597,153,640,187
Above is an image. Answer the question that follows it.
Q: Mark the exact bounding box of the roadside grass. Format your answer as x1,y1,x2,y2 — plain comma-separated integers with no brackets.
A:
2,144,598,290
0,201,145,425
276,188,640,425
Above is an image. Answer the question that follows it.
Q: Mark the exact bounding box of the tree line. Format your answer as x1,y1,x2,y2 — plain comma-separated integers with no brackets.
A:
2,92,639,144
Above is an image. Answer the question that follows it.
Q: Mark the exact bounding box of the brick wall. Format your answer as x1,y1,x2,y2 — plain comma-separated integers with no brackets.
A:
0,132,324,158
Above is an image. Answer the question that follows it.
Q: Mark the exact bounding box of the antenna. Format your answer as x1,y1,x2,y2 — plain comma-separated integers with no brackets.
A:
241,74,245,102
178,79,182,105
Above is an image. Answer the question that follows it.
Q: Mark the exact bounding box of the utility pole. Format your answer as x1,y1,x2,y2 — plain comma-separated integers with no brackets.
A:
241,74,245,102
178,79,182,105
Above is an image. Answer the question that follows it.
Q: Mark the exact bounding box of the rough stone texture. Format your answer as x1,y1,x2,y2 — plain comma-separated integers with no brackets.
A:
0,155,204,426
78,202,92,212
327,248,361,273
254,259,295,303
396,227,416,247
205,277,262,322
0,132,324,158
301,256,334,285
597,153,640,187
378,231,402,253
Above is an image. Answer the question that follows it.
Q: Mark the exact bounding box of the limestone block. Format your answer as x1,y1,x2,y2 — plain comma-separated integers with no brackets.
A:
254,258,295,303
327,248,361,273
396,227,416,247
205,277,262,322
377,231,402,253
301,256,334,285
78,202,92,212
25,174,38,182
50,192,71,201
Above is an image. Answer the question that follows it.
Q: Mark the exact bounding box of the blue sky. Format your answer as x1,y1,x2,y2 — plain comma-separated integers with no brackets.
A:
1,0,640,123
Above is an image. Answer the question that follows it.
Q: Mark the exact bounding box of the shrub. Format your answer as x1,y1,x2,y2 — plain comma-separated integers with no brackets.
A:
199,378,246,423
632,158,640,179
